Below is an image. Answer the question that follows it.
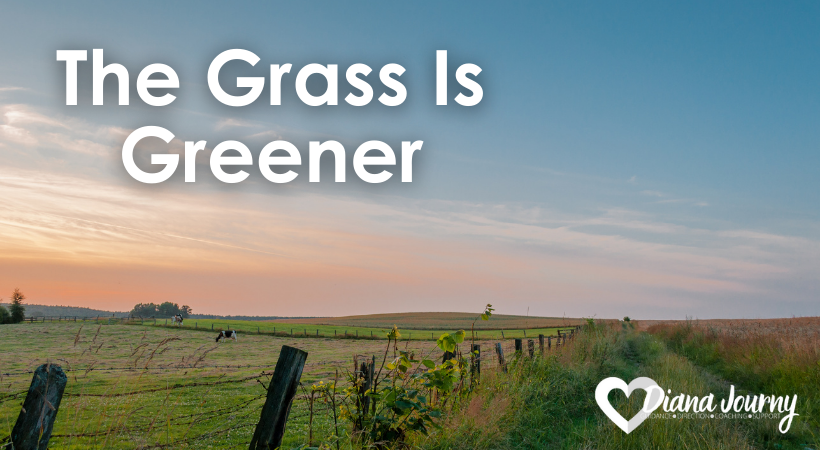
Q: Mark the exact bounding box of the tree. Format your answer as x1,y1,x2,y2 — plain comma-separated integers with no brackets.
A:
9,288,25,324
130,302,187,318
157,302,180,317
130,302,158,317
0,305,10,324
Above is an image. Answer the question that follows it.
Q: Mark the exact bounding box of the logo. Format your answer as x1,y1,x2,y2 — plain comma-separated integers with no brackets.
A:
595,377,799,434
595,377,665,433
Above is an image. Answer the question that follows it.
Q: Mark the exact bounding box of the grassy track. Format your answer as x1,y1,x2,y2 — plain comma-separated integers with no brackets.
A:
419,322,816,450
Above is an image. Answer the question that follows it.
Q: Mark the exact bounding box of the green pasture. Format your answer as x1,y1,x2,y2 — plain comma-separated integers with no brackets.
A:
135,317,575,341
0,321,513,449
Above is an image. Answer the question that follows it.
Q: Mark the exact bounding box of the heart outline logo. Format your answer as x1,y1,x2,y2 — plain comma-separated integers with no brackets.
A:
595,377,665,433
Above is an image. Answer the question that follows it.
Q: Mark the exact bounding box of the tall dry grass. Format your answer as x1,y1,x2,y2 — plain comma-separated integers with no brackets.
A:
648,317,820,448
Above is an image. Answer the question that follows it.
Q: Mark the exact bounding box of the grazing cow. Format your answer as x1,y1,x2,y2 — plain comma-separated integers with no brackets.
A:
172,314,184,326
215,330,237,342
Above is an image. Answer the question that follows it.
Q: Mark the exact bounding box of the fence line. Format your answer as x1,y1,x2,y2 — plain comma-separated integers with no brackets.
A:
2,325,582,449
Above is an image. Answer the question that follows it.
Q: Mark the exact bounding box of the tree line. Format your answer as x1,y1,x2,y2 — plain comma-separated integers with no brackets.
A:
130,302,192,318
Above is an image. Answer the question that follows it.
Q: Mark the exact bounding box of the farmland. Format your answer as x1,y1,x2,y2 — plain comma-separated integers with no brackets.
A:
0,316,817,450
0,319,524,449
275,312,585,330
133,315,579,341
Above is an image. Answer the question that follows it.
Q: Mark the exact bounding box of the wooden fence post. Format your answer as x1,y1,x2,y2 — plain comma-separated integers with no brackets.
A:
514,338,522,354
501,331,505,339
538,334,545,355
249,345,308,450
354,356,374,430
495,342,506,373
11,364,68,450
548,335,552,350
471,344,481,380
442,351,455,363
527,340,535,358
369,355,376,414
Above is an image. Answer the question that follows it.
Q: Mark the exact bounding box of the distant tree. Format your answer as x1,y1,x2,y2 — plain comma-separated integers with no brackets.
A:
130,302,159,317
180,305,192,318
623,316,631,322
157,302,181,317
9,288,25,323
0,305,10,324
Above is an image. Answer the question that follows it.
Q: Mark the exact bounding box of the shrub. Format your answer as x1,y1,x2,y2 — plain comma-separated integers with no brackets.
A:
0,305,10,324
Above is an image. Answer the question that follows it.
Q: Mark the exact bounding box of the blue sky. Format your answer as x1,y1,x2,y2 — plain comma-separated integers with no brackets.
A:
0,1,817,318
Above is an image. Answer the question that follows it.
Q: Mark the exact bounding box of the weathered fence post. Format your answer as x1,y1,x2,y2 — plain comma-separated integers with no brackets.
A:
527,340,535,358
354,356,374,431
514,338,522,354
369,355,376,414
548,335,552,350
501,331,505,339
471,344,481,380
249,345,308,450
538,334,545,355
11,363,68,450
495,342,507,373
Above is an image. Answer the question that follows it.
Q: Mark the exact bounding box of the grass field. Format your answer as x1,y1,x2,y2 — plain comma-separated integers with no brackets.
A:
0,320,518,449
1,316,816,449
137,316,577,341
276,312,586,330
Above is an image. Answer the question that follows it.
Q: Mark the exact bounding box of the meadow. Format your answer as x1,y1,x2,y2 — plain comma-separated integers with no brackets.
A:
0,320,520,449
1,316,817,449
135,316,577,341
276,312,585,331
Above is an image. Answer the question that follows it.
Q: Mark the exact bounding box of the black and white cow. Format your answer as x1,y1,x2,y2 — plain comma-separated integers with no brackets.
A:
215,330,237,342
172,314,183,326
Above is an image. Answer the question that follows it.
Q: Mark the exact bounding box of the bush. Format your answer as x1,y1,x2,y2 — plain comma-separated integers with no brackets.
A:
0,305,10,324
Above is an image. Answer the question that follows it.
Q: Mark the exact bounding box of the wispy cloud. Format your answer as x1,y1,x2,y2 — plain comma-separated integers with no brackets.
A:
0,103,816,318
215,117,259,130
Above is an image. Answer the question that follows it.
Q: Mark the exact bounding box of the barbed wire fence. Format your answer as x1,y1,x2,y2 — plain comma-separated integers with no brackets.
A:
0,325,581,449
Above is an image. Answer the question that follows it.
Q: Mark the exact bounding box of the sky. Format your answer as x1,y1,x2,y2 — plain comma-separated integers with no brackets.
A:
0,1,818,319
